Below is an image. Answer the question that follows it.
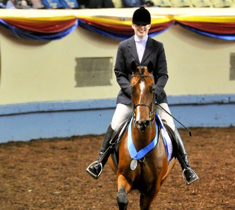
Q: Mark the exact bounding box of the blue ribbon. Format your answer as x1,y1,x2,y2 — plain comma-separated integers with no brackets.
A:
127,118,159,160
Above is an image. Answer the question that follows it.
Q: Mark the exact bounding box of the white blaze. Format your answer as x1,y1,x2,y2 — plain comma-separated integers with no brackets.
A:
139,81,145,95
135,81,146,122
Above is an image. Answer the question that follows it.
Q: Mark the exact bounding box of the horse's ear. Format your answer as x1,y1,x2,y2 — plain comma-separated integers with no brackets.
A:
130,61,137,72
147,61,154,73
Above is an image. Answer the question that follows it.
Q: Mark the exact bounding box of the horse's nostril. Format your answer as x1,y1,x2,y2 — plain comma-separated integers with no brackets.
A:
135,120,150,132
136,121,143,126
145,121,150,127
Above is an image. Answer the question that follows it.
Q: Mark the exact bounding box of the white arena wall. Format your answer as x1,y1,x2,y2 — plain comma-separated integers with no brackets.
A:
0,8,234,143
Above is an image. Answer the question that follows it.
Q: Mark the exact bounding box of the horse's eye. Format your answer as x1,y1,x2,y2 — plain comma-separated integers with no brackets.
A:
131,86,136,94
150,86,155,93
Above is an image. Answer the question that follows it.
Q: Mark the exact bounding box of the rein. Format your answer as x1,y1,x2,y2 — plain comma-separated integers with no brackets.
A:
131,75,154,78
133,103,155,122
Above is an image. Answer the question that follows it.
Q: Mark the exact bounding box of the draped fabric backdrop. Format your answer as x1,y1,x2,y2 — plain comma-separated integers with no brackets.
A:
0,14,234,40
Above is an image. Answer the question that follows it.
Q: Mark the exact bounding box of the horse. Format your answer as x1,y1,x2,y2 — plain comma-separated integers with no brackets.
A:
108,61,177,210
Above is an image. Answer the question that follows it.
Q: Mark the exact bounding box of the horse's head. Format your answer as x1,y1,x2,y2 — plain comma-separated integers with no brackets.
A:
130,61,155,132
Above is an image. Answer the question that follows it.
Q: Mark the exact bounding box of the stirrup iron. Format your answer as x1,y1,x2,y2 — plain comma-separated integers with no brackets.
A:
182,168,199,185
86,161,103,179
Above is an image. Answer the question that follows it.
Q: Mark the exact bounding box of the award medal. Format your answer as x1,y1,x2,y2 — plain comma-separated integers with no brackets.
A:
130,159,138,170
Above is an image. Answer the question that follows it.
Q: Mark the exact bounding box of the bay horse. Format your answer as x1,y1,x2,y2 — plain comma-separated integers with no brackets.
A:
108,61,177,210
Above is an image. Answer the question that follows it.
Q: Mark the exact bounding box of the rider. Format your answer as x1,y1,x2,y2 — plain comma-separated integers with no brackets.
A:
86,7,199,185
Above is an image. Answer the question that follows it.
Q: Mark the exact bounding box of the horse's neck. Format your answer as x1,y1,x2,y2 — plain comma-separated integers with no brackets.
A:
132,121,156,151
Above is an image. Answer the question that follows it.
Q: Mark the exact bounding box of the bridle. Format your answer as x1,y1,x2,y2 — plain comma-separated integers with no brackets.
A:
131,74,156,123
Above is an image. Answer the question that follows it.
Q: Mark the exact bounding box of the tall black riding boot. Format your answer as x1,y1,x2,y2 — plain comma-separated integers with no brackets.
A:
174,129,199,185
86,125,114,179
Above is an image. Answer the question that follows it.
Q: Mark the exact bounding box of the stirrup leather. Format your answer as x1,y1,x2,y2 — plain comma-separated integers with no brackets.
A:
86,161,103,179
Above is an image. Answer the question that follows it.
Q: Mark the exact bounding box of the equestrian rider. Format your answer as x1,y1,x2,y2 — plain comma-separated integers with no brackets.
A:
86,7,199,185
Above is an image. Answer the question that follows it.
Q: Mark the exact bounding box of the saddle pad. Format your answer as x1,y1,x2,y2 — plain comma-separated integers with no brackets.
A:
155,115,173,162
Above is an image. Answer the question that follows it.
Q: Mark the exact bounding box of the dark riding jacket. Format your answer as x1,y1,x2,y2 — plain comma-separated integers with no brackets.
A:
114,36,168,105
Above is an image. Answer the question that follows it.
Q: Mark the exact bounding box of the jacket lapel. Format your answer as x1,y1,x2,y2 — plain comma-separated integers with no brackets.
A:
141,37,154,64
128,37,140,65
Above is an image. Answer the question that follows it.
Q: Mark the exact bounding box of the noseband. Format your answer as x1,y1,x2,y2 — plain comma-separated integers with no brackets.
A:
131,74,155,122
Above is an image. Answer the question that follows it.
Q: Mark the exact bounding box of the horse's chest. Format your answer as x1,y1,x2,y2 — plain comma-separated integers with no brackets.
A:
131,162,158,190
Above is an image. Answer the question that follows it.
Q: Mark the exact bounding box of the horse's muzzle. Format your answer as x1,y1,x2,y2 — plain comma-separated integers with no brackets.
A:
135,120,150,132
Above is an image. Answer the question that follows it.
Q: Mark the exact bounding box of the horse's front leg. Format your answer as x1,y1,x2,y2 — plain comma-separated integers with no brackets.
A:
117,174,132,210
140,188,160,210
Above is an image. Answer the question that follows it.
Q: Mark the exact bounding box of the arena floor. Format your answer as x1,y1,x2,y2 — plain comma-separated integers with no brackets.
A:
0,127,234,210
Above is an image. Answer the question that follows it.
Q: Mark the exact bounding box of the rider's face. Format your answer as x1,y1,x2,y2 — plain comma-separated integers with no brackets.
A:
132,24,151,38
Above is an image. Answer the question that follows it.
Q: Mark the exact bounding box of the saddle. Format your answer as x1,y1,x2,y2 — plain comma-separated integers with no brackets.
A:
161,120,178,159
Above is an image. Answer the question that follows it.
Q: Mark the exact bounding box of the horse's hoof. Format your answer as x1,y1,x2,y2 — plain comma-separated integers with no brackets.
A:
117,192,128,210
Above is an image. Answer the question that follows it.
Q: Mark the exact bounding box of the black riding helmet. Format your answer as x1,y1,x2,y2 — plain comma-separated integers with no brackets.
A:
132,7,151,25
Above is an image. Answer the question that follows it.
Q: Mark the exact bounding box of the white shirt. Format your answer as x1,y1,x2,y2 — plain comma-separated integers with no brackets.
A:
134,35,148,63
